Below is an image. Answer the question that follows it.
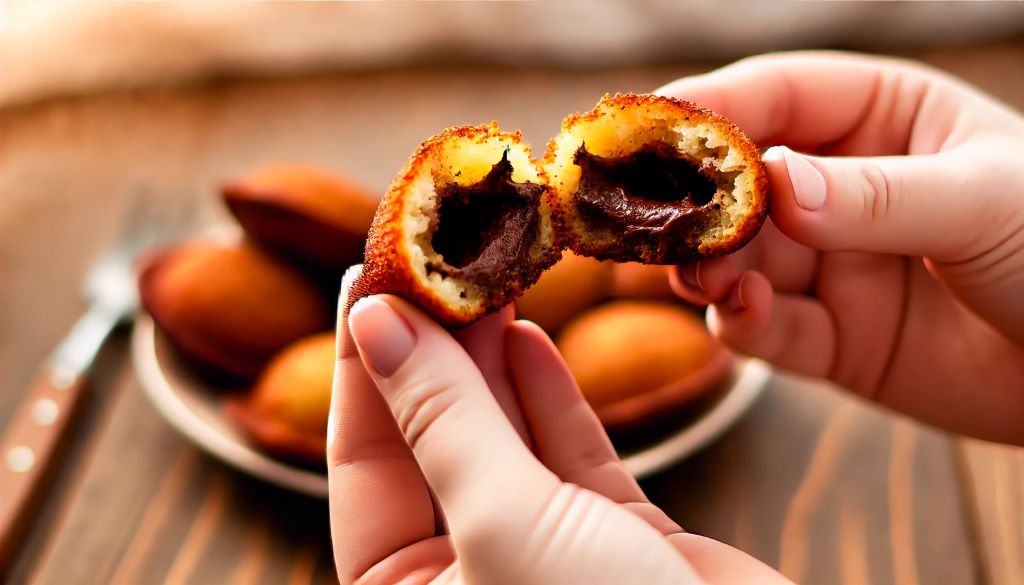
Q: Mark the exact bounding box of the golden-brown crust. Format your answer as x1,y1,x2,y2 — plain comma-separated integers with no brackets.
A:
221,164,377,271
548,93,769,265
138,242,330,378
354,123,560,328
555,300,735,439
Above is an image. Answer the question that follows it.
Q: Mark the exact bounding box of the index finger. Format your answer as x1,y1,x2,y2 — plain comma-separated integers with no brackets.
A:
655,51,958,156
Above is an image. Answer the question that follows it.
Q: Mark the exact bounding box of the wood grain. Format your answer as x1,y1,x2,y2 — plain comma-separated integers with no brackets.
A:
0,369,87,575
958,439,1024,585
642,376,977,585
1,38,1023,584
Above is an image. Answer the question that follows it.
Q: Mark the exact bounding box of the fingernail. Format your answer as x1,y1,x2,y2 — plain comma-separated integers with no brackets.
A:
678,262,702,290
766,146,826,211
349,297,416,377
727,274,747,312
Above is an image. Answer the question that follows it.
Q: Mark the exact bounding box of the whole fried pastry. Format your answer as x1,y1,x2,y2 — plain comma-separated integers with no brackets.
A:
221,164,377,271
515,250,612,334
138,242,330,378
556,301,734,436
545,93,769,264
226,332,335,466
354,124,561,327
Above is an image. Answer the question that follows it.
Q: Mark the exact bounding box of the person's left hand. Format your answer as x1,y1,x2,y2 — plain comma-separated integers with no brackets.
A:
327,266,790,584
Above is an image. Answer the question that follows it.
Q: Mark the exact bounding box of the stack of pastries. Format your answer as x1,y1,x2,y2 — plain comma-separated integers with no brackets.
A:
139,163,378,464
140,93,767,465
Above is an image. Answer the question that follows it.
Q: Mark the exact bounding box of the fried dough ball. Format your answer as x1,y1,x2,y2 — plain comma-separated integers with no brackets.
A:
610,263,676,299
556,301,733,434
139,242,330,378
354,124,561,327
546,93,769,265
515,250,612,333
226,333,335,465
221,164,377,271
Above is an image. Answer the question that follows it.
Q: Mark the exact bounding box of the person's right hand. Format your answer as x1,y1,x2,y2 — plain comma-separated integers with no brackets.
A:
658,52,1024,445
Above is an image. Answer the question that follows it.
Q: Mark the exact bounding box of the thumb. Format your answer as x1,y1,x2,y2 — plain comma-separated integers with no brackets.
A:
763,145,1005,261
347,295,557,539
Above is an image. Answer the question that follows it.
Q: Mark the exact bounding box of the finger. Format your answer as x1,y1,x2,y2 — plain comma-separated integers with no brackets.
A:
347,295,557,538
724,221,820,295
327,267,436,584
670,256,741,306
672,223,819,306
705,270,836,378
505,320,683,536
668,534,795,585
763,144,1010,262
655,51,957,155
453,306,532,447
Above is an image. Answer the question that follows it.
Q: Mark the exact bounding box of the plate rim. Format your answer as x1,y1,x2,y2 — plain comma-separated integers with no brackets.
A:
132,313,331,497
132,312,770,498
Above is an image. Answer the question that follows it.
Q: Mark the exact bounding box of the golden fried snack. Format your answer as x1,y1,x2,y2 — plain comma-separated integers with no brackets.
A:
515,250,612,333
556,301,733,434
226,333,334,465
222,164,378,271
610,263,676,299
138,242,330,378
546,94,769,265
354,124,561,327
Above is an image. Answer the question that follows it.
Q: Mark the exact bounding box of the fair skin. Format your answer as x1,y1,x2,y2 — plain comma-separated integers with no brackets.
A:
328,52,1024,584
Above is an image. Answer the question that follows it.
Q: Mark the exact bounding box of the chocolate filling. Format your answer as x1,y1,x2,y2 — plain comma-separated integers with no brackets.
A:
430,150,544,291
573,142,720,258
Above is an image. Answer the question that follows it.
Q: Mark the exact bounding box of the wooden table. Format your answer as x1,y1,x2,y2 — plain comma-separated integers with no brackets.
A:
2,40,1023,585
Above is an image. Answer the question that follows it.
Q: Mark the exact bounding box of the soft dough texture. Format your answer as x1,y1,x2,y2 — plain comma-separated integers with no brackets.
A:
353,123,561,327
545,93,769,264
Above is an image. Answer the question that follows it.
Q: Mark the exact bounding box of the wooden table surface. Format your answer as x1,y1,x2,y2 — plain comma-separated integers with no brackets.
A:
2,41,1023,585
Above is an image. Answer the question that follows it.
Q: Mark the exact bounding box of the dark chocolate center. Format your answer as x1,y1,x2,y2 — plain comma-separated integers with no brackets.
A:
430,150,544,290
572,142,721,261
575,142,716,207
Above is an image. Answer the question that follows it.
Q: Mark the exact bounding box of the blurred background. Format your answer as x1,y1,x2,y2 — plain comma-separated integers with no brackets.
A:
3,1,1024,106
2,2,1024,585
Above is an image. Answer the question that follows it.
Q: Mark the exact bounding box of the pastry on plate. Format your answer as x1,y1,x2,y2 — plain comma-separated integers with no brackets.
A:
138,242,330,378
226,332,335,465
515,250,612,333
222,163,377,271
556,300,733,435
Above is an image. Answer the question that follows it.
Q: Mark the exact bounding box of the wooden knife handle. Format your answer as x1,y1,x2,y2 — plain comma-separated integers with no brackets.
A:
0,365,88,575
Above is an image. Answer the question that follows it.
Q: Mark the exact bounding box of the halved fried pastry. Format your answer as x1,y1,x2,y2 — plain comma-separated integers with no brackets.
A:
353,124,560,327
546,93,769,265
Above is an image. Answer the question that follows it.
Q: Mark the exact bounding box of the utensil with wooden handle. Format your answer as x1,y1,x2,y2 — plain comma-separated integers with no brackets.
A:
0,194,194,575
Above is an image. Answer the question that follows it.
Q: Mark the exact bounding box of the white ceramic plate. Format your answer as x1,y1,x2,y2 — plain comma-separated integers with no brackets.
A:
132,313,771,498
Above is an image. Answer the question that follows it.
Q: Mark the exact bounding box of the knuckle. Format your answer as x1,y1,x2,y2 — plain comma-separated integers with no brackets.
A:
390,377,460,449
859,162,893,224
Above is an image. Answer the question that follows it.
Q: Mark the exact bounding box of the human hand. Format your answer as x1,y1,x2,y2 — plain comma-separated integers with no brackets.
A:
327,266,791,585
659,52,1024,444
